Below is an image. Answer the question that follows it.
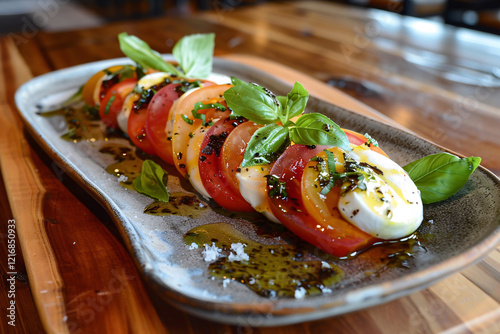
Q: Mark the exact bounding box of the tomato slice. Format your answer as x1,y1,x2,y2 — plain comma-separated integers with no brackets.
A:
199,117,254,212
301,148,379,256
145,83,184,164
343,129,388,157
127,98,157,156
82,65,135,107
172,84,232,176
267,144,373,257
220,121,261,194
99,78,137,129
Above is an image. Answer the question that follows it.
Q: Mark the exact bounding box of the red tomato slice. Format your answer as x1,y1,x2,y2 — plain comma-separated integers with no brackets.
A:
128,100,157,156
99,78,137,129
301,149,379,256
267,145,379,257
145,81,216,165
199,117,254,212
343,129,388,157
145,84,184,164
220,121,261,194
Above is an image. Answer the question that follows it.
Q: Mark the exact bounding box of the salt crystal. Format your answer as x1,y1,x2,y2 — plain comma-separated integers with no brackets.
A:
294,287,307,299
117,174,128,183
202,242,222,262
228,243,249,262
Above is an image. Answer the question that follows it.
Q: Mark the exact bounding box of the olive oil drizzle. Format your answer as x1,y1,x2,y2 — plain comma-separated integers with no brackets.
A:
144,192,208,218
99,143,142,190
38,105,103,142
184,223,344,298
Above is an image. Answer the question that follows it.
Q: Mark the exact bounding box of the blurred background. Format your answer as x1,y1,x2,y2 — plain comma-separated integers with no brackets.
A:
1,0,500,36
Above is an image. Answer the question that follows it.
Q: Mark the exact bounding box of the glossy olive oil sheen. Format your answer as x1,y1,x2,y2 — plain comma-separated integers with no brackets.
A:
184,223,344,298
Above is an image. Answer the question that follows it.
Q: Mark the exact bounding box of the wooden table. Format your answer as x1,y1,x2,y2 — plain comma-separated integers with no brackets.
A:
1,1,499,333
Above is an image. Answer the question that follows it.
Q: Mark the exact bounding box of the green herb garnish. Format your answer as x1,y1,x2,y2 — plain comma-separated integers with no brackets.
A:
364,133,379,147
265,175,288,198
189,101,226,125
173,33,215,79
118,32,215,79
104,96,115,115
133,160,170,202
403,152,481,204
224,78,350,167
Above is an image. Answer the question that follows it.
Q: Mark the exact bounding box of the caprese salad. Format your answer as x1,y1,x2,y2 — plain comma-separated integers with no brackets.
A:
75,32,481,257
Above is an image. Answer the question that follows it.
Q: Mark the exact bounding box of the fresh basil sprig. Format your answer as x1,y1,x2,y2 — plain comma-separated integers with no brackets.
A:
173,33,215,78
118,32,215,79
133,160,170,202
403,152,481,204
224,78,350,167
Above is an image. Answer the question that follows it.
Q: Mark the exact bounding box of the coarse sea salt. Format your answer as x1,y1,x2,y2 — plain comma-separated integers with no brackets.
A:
202,242,222,262
188,242,199,250
294,287,307,299
228,243,249,262
117,174,128,183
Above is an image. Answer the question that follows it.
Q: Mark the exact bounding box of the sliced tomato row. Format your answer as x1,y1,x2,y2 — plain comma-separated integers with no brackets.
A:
84,69,386,256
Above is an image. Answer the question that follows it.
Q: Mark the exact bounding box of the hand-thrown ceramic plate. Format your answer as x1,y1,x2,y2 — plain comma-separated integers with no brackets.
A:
15,56,500,326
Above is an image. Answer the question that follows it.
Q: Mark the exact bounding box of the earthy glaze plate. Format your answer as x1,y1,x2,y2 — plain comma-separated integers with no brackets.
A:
15,56,500,326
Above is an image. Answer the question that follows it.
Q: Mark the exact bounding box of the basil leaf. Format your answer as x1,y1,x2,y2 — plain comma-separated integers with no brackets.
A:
285,82,308,120
173,33,215,78
133,160,169,202
242,125,290,167
118,33,181,76
224,78,280,124
290,113,351,150
403,153,481,204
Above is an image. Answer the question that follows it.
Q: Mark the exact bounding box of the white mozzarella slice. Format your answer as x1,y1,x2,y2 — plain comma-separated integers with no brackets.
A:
237,165,280,223
116,72,171,134
338,146,423,239
186,125,211,199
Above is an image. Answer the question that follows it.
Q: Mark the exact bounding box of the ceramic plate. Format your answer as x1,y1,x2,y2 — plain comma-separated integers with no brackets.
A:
15,56,500,326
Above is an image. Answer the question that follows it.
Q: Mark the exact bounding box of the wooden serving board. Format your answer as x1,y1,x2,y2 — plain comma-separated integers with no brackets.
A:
1,36,499,333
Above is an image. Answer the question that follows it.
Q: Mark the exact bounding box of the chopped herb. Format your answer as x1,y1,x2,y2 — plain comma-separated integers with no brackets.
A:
104,95,116,115
265,175,288,198
182,114,194,125
364,133,379,147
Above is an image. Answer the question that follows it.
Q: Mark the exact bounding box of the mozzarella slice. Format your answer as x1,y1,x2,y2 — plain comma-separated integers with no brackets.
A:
338,146,423,239
237,165,280,223
117,72,171,134
186,125,211,199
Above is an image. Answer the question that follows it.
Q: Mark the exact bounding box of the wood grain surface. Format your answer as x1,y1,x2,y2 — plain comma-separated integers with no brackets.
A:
1,1,500,333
